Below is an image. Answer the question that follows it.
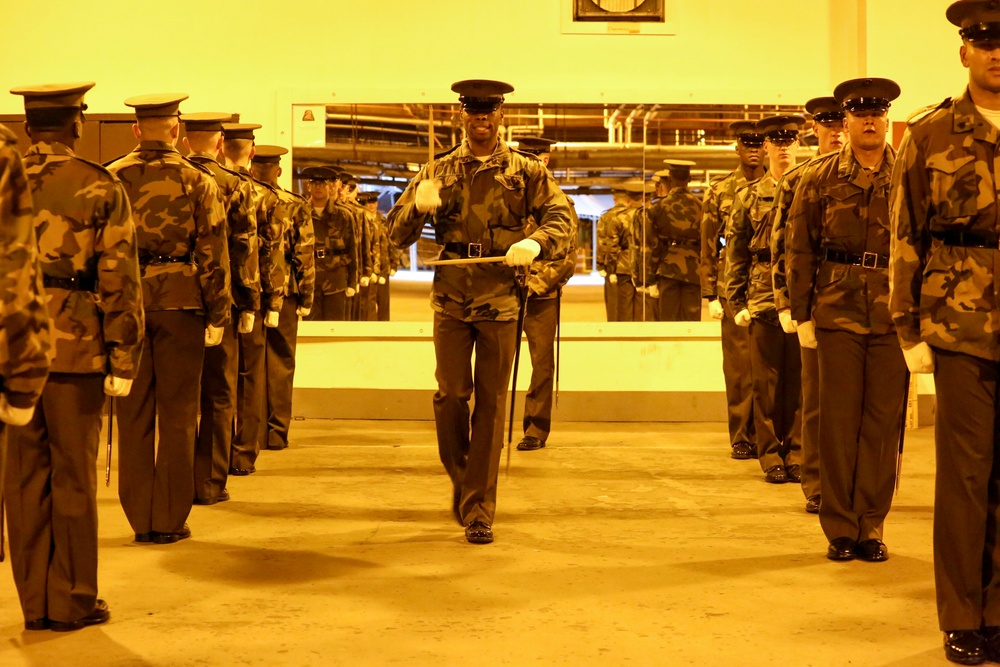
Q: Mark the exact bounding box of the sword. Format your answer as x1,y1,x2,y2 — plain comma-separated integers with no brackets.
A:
506,267,529,477
426,256,507,267
555,287,562,409
106,396,114,487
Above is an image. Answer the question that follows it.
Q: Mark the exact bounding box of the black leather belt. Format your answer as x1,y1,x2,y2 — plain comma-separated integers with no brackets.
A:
823,247,889,269
931,230,999,248
750,249,771,262
140,253,192,266
443,242,504,259
42,274,95,291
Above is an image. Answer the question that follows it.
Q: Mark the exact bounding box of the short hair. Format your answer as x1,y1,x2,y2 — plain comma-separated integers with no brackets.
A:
25,107,81,132
222,137,253,161
136,115,179,139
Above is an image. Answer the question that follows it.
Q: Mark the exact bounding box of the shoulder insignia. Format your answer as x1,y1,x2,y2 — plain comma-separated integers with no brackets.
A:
906,97,951,126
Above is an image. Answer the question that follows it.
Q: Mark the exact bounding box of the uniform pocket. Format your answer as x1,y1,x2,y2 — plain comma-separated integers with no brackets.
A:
926,153,979,221
495,173,527,228
819,184,863,240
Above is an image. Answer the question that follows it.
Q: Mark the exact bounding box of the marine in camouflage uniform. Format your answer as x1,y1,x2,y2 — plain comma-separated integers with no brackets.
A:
183,113,261,504
889,4,1000,656
596,188,625,321
726,115,804,484
627,181,659,322
107,93,230,545
251,145,315,451
342,176,376,321
305,167,356,321
609,183,648,321
513,138,577,452
2,95,86,629
364,192,400,321
770,97,846,514
387,80,572,544
699,121,764,460
788,79,904,563
221,123,287,473
647,160,702,321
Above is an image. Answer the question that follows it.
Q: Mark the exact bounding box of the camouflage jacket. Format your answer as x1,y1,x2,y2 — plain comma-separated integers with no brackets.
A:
276,189,315,308
526,204,579,300
24,141,144,377
787,143,896,334
373,211,404,276
596,204,624,274
889,87,1000,360
647,186,703,284
0,125,50,407
108,141,230,328
188,152,260,314
700,169,751,299
348,200,379,279
240,169,287,312
607,204,638,276
387,138,573,322
769,160,813,312
311,198,357,294
725,173,780,319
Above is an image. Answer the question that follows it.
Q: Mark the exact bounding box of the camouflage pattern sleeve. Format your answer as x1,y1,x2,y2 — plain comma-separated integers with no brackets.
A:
291,196,315,310
630,207,655,287
367,210,380,278
526,203,578,296
344,205,359,289
387,168,440,249
0,128,50,408
230,176,261,313
699,183,723,298
724,186,752,313
192,173,232,327
770,166,804,312
523,160,573,260
258,186,288,312
785,166,823,323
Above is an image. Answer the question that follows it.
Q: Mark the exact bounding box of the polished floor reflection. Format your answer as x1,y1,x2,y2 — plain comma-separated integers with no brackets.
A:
1,420,946,666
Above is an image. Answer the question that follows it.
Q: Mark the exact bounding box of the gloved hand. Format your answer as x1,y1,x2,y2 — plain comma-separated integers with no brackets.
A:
238,310,255,334
389,269,396,277
360,276,370,287
505,238,541,267
414,179,442,214
370,273,377,281
796,320,817,349
708,299,724,320
296,306,311,318
378,276,386,285
264,311,279,328
206,325,224,346
734,309,752,327
598,270,607,278
648,283,660,299
902,341,935,374
346,287,356,297
0,394,34,426
104,375,134,397
609,274,618,284
778,309,798,334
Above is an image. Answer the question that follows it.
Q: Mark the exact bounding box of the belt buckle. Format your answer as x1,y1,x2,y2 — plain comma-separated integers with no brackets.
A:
467,243,482,259
316,248,327,259
862,252,878,269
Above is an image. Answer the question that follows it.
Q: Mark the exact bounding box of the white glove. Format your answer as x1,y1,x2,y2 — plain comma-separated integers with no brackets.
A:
734,309,752,327
505,238,541,267
389,269,396,277
648,283,660,299
360,276,370,287
609,274,618,284
238,311,255,334
796,320,817,349
264,310,279,328
205,324,224,347
346,287,356,297
708,299,724,320
778,309,798,334
414,179,442,214
378,276,386,285
0,394,34,426
370,273,377,281
104,375,134,397
296,306,311,318
902,341,935,374
598,270,607,278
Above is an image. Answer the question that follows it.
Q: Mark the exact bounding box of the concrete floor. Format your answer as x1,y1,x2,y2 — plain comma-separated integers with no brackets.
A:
0,420,954,666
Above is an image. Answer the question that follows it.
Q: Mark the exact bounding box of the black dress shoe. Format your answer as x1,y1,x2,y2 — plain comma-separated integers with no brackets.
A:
24,618,49,631
785,464,801,483
194,488,230,506
151,524,192,545
944,629,987,665
856,539,889,562
465,521,493,544
516,435,545,451
228,466,255,476
805,495,820,514
49,599,110,632
731,442,755,460
134,532,153,543
765,465,788,483
826,537,856,561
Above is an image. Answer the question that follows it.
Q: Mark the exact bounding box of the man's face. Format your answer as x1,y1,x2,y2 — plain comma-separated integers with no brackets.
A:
735,140,763,169
765,136,797,170
961,39,1000,94
815,121,846,154
308,180,329,201
843,110,888,152
461,107,502,145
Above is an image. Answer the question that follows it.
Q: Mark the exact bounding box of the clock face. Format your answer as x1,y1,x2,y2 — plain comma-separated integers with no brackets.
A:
594,0,644,10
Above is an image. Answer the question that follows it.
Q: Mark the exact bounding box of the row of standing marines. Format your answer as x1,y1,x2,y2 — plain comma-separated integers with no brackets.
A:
2,1,1000,662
